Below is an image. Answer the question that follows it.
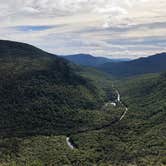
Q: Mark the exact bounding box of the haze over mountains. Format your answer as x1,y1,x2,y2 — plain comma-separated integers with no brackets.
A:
63,54,130,67
63,52,166,77
99,52,166,77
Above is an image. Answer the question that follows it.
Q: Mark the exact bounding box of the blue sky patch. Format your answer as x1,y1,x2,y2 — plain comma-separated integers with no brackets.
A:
13,25,56,32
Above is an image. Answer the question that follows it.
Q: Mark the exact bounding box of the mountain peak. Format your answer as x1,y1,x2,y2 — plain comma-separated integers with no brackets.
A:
63,54,130,67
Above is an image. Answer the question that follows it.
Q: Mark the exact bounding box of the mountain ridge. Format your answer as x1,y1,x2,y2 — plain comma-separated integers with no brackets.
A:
63,53,130,67
99,52,166,77
0,39,111,137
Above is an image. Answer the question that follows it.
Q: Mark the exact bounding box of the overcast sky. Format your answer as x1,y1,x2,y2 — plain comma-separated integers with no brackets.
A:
0,0,166,58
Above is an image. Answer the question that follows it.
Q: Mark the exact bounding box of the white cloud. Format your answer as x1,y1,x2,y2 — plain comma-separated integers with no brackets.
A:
21,7,40,14
0,0,166,58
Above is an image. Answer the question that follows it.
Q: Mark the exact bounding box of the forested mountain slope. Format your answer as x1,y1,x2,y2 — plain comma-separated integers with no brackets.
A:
0,40,165,166
115,73,166,165
0,40,124,166
0,40,114,137
99,53,166,77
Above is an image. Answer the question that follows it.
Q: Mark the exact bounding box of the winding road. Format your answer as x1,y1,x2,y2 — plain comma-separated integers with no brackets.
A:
115,89,128,121
120,108,128,121
66,88,128,149
116,90,121,103
66,137,75,149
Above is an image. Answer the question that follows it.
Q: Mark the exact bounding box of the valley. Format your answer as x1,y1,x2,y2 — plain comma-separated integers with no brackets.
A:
66,87,128,150
1,0,166,165
0,40,165,166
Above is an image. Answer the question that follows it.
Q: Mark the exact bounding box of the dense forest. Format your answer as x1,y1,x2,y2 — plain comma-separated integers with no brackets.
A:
0,40,115,137
0,40,165,166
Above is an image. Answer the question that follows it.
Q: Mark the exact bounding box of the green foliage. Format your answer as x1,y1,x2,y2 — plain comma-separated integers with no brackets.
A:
114,73,166,165
0,40,165,166
0,40,110,137
99,53,166,77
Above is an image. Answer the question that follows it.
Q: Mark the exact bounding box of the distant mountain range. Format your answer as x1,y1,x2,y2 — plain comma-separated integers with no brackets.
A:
98,52,166,77
63,54,130,67
63,53,166,77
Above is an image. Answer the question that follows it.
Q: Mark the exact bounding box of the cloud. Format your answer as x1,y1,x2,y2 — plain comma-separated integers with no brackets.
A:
21,7,40,14
0,0,166,58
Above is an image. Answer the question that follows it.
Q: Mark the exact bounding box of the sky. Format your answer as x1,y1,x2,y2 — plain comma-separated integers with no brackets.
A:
0,0,166,59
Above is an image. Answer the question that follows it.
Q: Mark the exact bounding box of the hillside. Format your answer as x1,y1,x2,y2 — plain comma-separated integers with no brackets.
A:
0,40,165,166
70,73,166,166
63,54,130,67
0,40,126,166
7,72,164,166
118,73,166,164
99,53,166,77
0,40,116,137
